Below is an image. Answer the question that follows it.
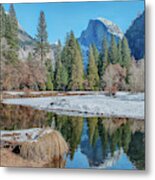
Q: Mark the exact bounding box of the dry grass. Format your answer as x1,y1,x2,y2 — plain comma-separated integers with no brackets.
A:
1,129,68,167
0,148,67,168
20,130,68,162
0,148,44,167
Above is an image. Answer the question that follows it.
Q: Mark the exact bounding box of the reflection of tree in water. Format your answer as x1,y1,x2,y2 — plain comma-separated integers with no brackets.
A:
108,121,131,155
50,116,84,160
0,104,50,130
82,117,144,169
122,122,132,153
87,117,98,146
98,118,108,158
127,132,145,170
1,104,145,169
110,128,122,155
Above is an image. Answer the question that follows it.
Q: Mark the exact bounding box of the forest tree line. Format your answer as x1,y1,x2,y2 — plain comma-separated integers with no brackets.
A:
0,4,144,93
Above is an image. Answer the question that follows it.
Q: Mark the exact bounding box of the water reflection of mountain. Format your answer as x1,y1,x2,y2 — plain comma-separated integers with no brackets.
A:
83,118,144,169
0,104,145,169
53,116,145,170
80,120,104,167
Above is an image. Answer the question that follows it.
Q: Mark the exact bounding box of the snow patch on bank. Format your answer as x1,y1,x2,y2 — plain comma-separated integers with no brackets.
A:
3,92,144,119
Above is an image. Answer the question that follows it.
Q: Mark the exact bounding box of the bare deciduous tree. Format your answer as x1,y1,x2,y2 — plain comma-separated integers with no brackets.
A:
129,59,144,92
2,60,47,91
103,64,126,95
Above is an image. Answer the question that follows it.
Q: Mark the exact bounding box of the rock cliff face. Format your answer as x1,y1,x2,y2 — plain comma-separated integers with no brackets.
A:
18,24,54,63
79,18,123,50
125,12,145,60
78,18,123,69
18,24,36,60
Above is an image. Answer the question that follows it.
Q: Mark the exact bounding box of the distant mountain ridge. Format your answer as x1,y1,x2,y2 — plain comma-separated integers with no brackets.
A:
10,12,145,64
95,17,123,39
125,11,145,60
78,17,124,69
79,17,123,51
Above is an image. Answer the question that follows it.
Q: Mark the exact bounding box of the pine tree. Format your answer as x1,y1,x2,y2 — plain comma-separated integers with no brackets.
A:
46,74,53,90
121,37,131,69
61,33,70,66
92,44,99,66
55,40,62,61
8,4,19,50
60,66,68,91
121,37,131,84
54,58,62,90
68,32,84,90
101,36,109,75
46,60,53,91
65,31,77,80
0,4,6,38
35,11,50,64
117,39,122,65
54,58,68,91
87,45,99,90
54,40,64,89
109,35,117,64
61,32,84,90
5,4,19,63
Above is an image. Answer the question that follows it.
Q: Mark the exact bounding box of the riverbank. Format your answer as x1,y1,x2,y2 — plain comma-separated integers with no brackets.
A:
3,92,144,119
0,128,68,168
0,148,44,167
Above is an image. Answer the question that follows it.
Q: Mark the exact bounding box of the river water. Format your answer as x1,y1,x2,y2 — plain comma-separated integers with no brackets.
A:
0,104,145,170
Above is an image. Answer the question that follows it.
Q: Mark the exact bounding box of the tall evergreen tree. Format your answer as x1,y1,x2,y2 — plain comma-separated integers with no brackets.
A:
35,11,50,64
109,35,117,64
121,37,131,69
54,40,68,91
66,31,76,80
68,32,84,90
54,58,68,91
92,44,99,66
60,65,68,91
54,40,64,89
45,59,53,90
87,45,99,90
61,33,70,66
101,36,109,76
0,4,6,38
117,39,122,65
5,4,19,63
54,58,62,90
61,32,76,85
55,40,62,61
46,74,53,90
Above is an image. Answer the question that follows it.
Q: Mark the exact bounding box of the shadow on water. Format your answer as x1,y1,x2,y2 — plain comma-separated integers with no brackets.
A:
0,104,145,170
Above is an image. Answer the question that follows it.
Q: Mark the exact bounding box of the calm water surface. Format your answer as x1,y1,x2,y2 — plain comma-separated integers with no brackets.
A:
0,104,145,170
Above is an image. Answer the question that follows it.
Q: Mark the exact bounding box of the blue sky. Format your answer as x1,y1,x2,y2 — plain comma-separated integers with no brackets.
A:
4,1,144,44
